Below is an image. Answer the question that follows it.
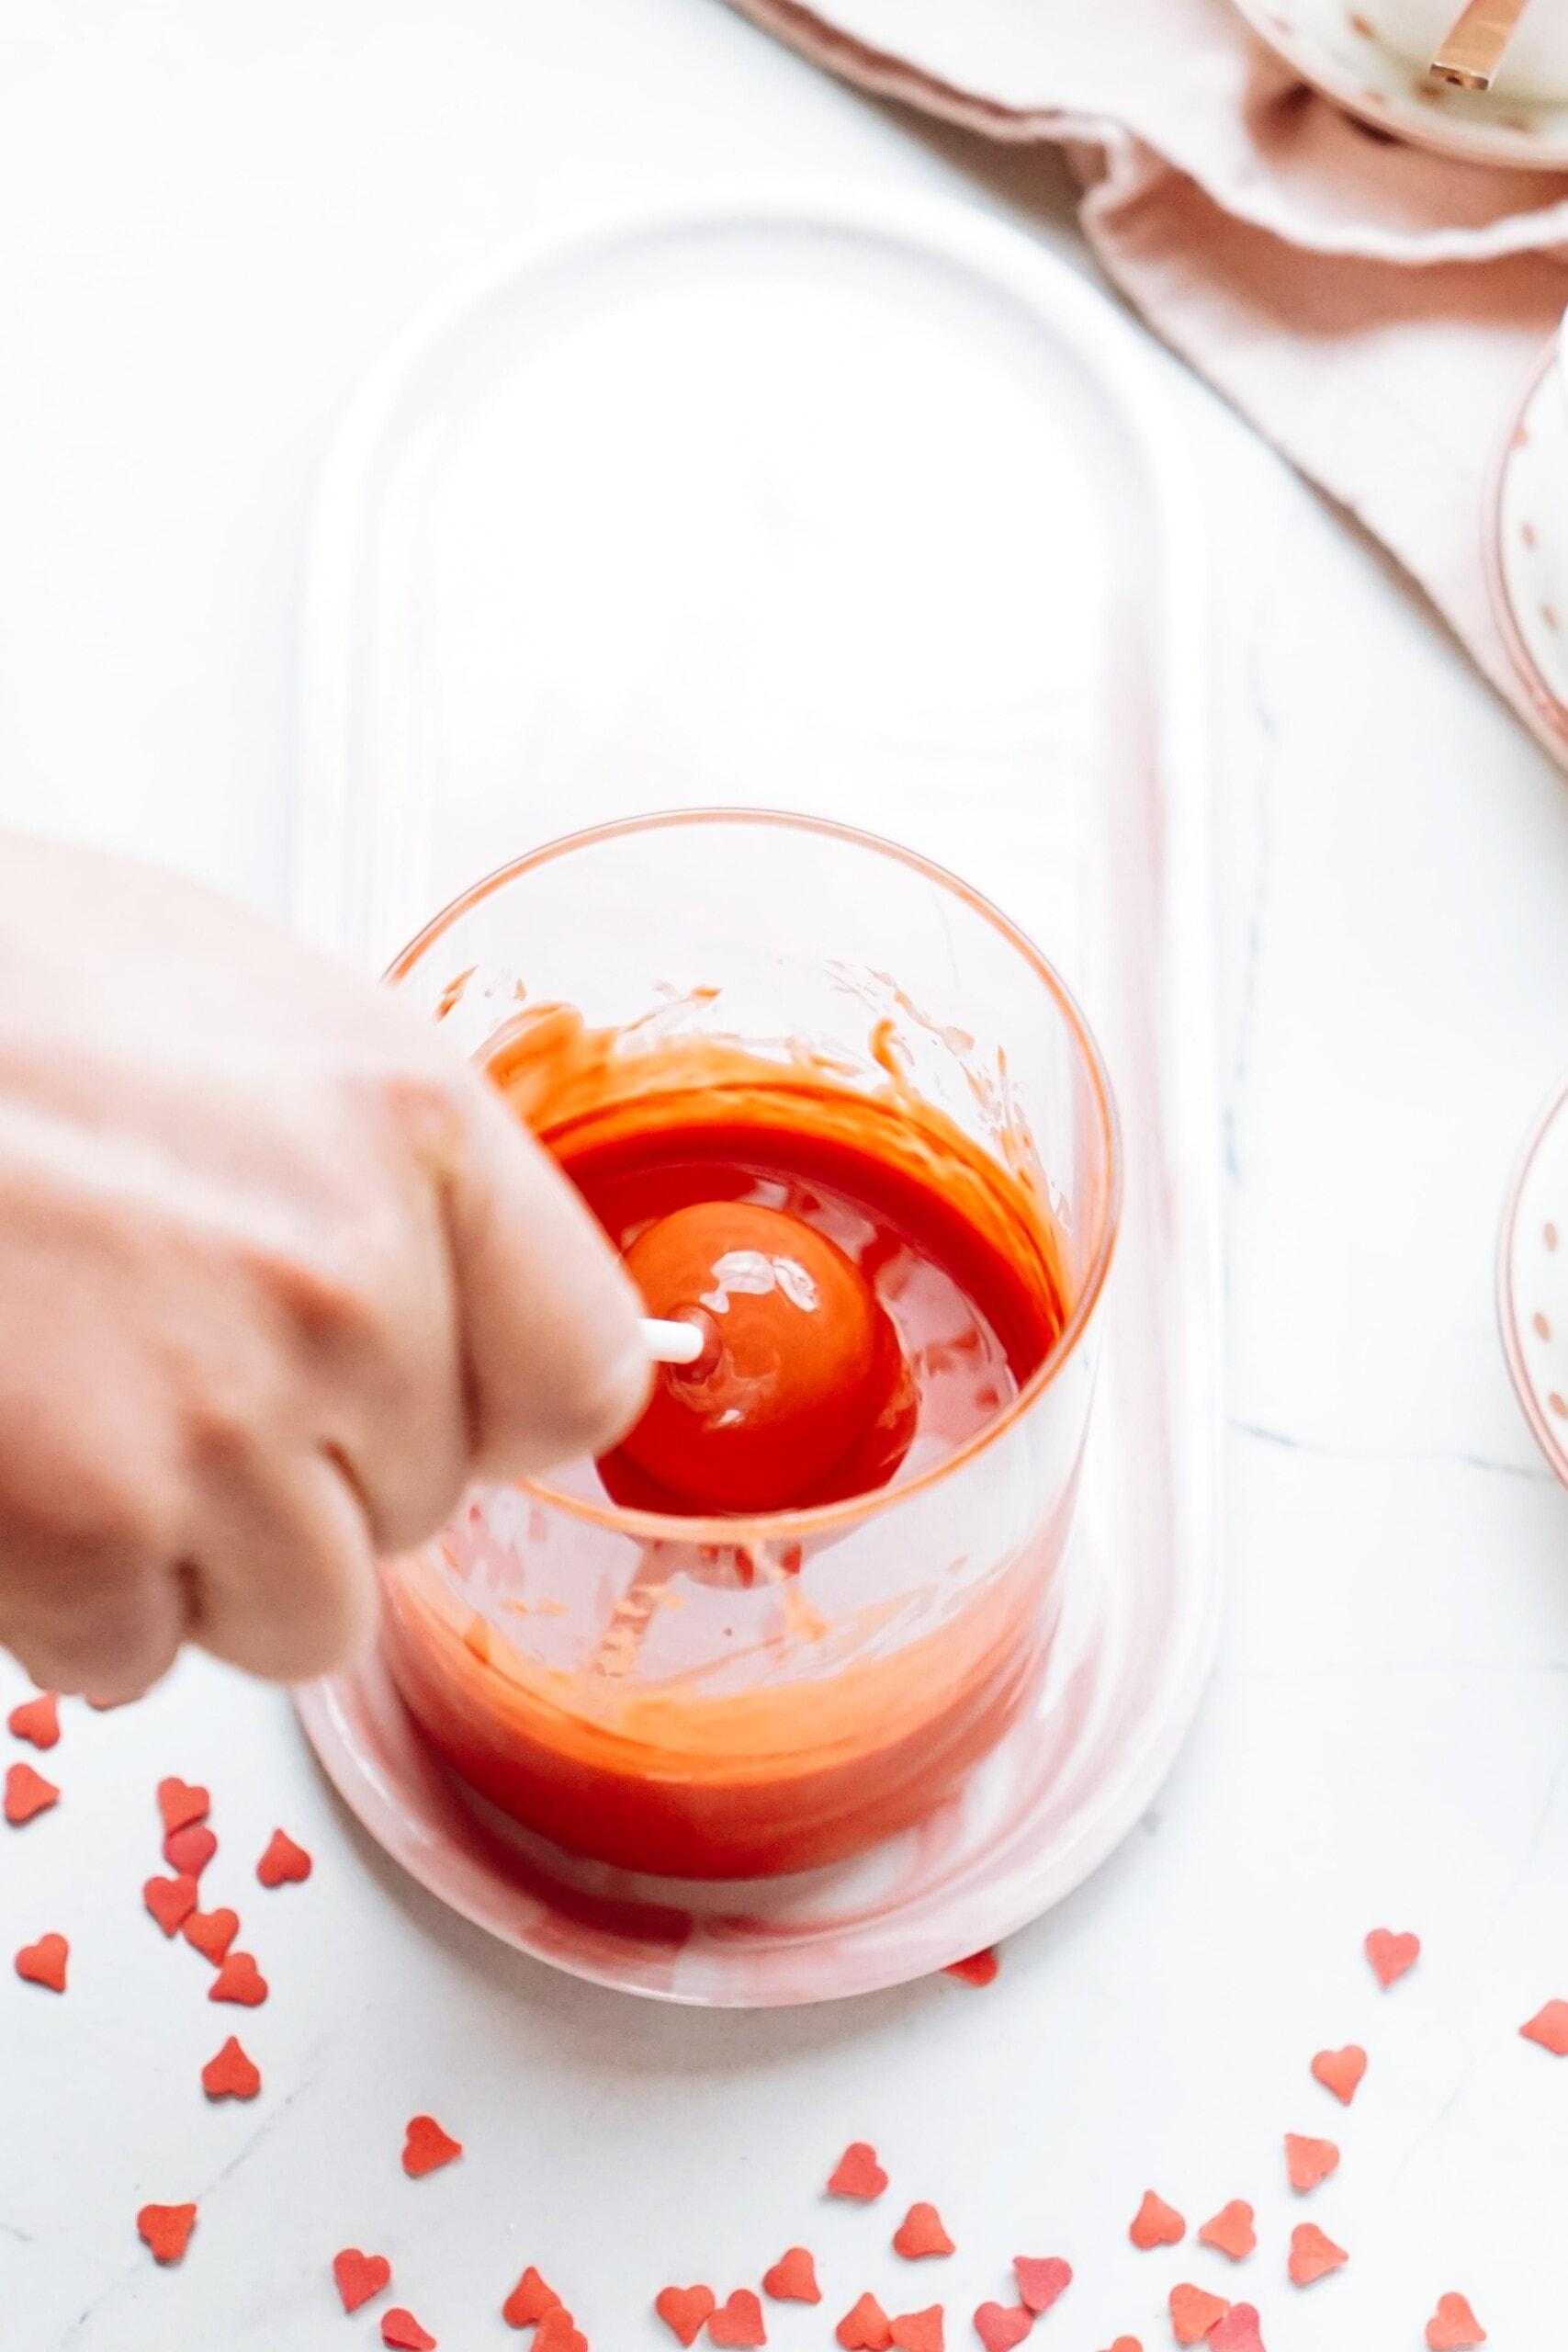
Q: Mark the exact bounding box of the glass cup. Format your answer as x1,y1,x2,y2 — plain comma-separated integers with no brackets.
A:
379,812,1121,1880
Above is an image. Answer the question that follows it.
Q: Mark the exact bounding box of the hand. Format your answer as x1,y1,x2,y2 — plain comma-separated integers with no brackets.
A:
0,833,649,1701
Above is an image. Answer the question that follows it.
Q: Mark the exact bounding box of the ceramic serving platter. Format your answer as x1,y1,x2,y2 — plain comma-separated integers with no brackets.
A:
1487,342,1568,758
1499,1074,1568,1492
1231,0,1568,167
294,188,1224,2005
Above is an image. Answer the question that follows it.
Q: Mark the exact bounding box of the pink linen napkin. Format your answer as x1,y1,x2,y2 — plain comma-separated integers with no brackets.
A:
725,0,1568,762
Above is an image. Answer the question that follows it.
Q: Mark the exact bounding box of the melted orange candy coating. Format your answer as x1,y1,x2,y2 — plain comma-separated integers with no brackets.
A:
378,1010,1077,1878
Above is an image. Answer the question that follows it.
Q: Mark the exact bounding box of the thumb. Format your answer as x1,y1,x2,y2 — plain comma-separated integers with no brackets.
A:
442,1074,650,1481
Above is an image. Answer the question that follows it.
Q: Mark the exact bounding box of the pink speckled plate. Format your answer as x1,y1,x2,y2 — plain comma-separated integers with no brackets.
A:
1231,0,1568,167
1487,340,1568,758
1499,1074,1568,1491
294,189,1222,2005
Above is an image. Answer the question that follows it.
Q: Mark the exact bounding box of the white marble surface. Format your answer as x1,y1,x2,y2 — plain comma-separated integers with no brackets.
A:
3,4,1568,2347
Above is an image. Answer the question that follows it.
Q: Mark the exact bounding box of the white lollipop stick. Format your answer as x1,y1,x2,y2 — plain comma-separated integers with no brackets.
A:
641,1316,705,1366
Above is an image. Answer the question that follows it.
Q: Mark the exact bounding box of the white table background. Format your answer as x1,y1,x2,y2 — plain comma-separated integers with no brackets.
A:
4,4,1568,2346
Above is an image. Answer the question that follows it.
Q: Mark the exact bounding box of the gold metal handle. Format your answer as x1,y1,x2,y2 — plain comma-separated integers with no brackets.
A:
1429,0,1534,90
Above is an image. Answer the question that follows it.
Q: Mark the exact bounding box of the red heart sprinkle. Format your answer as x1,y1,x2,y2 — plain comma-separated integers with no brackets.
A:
534,2314,587,2352
1520,1999,1568,2055
401,2113,462,2177
333,2248,392,2312
1365,1927,1419,1988
1169,2285,1230,2344
1426,2291,1487,2348
201,2036,260,2100
837,2295,893,2350
7,1692,59,1748
894,2202,954,2259
1284,2133,1339,2193
1289,2224,1348,2286
5,1762,59,1825
1013,2258,1069,2315
137,2201,197,2265
891,2309,943,2352
762,2247,820,2302
1197,2202,1256,2262
164,1823,217,1877
1210,2309,1266,2352
183,1906,240,1964
381,2311,436,2351
16,1932,67,1992
943,1949,998,1987
708,2289,765,2346
829,2142,889,2200
502,2268,562,2328
1130,2190,1185,2249
256,1827,312,1887
653,2284,714,2345
143,1873,198,1938
157,1777,209,1834
1311,2044,1367,2105
972,2307,1032,2352
1100,2341,1143,2352
209,1950,267,2007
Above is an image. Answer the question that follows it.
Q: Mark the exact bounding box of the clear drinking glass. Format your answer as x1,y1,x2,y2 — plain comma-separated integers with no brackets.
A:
378,812,1121,1879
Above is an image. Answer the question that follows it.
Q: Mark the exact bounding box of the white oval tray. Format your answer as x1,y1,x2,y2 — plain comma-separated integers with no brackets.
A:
295,188,1223,2005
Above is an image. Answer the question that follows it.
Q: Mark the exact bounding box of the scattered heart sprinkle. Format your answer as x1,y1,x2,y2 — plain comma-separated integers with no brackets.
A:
333,2248,392,2313
891,2309,944,2352
256,1827,312,1888
137,2201,197,2265
894,2202,954,2258
829,2143,889,2200
402,2114,463,2177
762,2247,820,2301
1210,2308,1266,2352
15,1932,67,1992
708,2289,766,2346
972,2306,1032,2352
1520,1999,1568,2055
156,1777,209,1836
183,1906,240,1964
7,1692,59,1748
1169,2283,1230,2344
942,1949,998,1987
1289,2224,1348,2286
209,1950,267,2007
201,2036,260,2100
1197,2202,1255,2262
381,2311,436,2351
1284,2132,1340,2193
1100,2341,1143,2352
1365,1927,1420,1989
534,2314,587,2352
502,2267,562,2328
143,1872,199,1938
653,2284,714,2345
1426,2291,1486,2348
1311,2044,1368,2105
1013,2257,1070,2314
837,2292,893,2349
1130,2190,1185,2249
164,1823,217,1877
5,1762,59,1826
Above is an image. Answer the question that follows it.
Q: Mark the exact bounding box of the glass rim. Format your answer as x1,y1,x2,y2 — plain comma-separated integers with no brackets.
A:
388,807,1123,1544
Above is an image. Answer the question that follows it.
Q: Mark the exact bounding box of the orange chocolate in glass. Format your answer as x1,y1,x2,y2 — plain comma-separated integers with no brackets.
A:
378,1013,1078,1880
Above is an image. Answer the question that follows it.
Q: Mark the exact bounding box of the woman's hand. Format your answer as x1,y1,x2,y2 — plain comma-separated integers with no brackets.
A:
0,833,649,1702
